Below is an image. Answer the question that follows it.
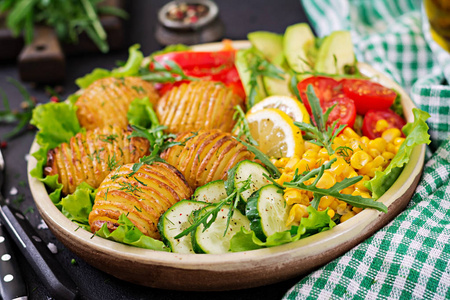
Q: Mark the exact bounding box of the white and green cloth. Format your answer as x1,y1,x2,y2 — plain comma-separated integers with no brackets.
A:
284,0,450,299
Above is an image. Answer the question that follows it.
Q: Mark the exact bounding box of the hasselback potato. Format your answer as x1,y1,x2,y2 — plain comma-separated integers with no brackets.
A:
156,81,244,134
89,162,193,239
76,77,159,130
161,129,255,189
44,126,149,195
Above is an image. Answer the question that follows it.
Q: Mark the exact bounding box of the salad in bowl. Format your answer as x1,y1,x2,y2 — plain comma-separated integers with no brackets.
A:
27,23,430,289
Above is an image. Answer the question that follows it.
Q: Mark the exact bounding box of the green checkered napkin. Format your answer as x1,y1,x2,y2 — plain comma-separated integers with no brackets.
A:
283,0,450,299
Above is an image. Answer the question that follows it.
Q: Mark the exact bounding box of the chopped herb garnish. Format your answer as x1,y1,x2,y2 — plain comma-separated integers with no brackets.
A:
107,153,118,171
294,85,346,155
139,58,198,83
232,105,259,146
118,181,142,194
99,134,118,144
335,146,353,163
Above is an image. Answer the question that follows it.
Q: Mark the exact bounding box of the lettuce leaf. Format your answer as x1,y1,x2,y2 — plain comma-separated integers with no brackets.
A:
58,182,96,230
30,101,82,179
365,108,431,199
149,44,190,58
127,97,153,128
95,214,170,252
230,206,335,252
75,44,144,89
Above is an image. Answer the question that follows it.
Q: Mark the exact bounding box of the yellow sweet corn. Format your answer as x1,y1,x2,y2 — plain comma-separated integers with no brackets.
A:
382,128,402,143
286,204,309,227
274,157,290,168
375,119,389,132
369,138,387,153
319,195,335,210
341,211,356,222
327,209,335,218
316,171,336,189
350,151,372,169
284,155,300,172
343,127,360,139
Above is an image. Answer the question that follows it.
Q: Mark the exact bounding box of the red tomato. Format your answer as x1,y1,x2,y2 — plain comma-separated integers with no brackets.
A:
341,79,397,114
153,51,245,98
362,109,406,139
321,95,356,128
296,76,342,114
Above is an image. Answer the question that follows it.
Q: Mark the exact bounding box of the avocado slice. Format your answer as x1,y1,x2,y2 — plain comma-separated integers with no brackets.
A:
248,31,291,96
235,48,267,107
248,31,285,65
283,23,315,73
314,31,355,74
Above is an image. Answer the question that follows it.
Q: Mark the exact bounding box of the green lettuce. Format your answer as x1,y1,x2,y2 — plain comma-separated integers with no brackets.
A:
230,206,335,252
75,44,144,89
127,97,154,128
57,182,96,230
30,101,82,179
96,214,170,252
149,44,190,58
365,108,431,199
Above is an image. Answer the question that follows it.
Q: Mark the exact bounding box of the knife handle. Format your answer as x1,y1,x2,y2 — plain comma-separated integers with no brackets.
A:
0,224,27,300
0,206,78,300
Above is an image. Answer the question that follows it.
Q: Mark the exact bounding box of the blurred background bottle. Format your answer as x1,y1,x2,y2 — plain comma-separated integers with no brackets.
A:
424,0,450,52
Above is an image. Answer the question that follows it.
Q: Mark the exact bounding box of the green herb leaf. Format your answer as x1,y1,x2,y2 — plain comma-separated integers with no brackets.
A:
232,105,258,146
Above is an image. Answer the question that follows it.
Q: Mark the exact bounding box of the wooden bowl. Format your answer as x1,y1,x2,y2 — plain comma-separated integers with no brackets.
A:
27,42,425,291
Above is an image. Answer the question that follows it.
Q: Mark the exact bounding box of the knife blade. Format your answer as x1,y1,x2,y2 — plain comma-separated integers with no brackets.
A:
0,150,78,300
0,150,28,300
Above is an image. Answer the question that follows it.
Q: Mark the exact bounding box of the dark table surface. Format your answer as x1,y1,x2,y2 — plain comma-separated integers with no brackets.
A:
0,1,313,299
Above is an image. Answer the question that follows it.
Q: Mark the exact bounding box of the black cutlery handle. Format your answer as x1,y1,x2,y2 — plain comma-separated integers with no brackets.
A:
0,205,78,300
0,224,27,300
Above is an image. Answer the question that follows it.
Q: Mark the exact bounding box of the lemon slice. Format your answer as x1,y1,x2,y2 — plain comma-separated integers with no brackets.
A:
246,108,304,158
248,95,310,124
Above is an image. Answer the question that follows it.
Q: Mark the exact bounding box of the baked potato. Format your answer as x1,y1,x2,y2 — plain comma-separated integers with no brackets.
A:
44,126,149,195
156,81,244,134
89,162,193,239
76,76,159,130
161,129,255,189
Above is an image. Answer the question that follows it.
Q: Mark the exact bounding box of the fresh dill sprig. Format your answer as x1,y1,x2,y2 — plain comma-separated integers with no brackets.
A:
335,146,353,163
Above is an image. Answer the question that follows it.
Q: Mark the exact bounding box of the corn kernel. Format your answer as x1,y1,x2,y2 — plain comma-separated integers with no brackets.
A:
327,209,335,218
352,189,362,196
284,189,302,205
330,200,339,210
381,152,395,160
343,127,360,139
340,211,356,222
336,202,348,215
340,187,354,195
375,119,389,132
317,171,336,189
358,161,374,176
333,136,345,147
386,143,396,153
303,156,316,170
305,141,321,152
368,148,381,158
352,206,363,214
360,192,371,198
274,157,290,168
350,151,372,169
318,148,330,159
284,156,300,172
369,138,387,152
330,157,347,176
293,160,309,175
394,145,401,153
373,156,387,168
393,137,405,146
360,136,370,148
286,204,309,227
382,128,402,143
276,173,293,185
270,158,278,165
319,196,335,209
355,176,370,191
349,139,367,152
303,149,318,158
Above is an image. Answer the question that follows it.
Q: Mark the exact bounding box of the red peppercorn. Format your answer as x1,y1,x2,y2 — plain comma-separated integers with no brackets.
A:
50,96,59,103
0,141,7,149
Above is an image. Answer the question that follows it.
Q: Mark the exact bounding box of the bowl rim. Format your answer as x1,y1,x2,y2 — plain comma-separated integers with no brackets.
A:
27,41,425,270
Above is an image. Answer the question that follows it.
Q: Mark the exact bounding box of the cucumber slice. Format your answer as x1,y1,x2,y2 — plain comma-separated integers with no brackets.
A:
246,184,290,241
192,206,250,254
192,180,226,203
158,200,207,253
227,160,271,201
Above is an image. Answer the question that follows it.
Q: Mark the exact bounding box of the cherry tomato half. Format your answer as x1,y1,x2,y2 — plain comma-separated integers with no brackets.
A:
297,76,342,114
341,79,397,114
362,109,406,139
321,95,356,129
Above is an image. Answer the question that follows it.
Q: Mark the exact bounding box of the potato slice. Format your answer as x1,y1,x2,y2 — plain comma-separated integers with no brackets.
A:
89,162,193,239
76,77,159,130
161,129,255,189
44,126,150,195
156,81,244,134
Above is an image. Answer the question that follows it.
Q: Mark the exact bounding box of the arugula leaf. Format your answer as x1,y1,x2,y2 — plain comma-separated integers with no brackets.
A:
283,158,388,213
294,85,346,154
139,58,198,83
365,108,431,199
